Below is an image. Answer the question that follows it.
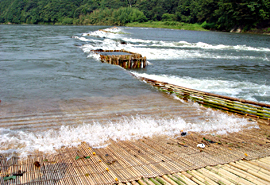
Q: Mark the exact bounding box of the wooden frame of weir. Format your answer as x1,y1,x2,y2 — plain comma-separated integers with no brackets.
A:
91,49,147,69
133,75,270,122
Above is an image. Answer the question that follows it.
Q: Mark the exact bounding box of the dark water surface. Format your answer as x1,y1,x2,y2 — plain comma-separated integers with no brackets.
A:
0,25,151,102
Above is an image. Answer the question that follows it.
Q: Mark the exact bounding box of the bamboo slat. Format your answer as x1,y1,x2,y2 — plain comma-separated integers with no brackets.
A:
166,174,184,185
143,177,156,185
207,166,254,185
188,170,218,185
137,179,148,185
223,164,269,185
81,145,117,184
238,160,270,176
259,157,270,165
131,180,140,185
231,162,270,182
106,144,144,181
115,141,159,177
94,147,133,182
182,176,204,185
27,156,35,183
65,147,90,185
130,141,173,175
161,175,178,185
197,168,235,185
140,137,193,171
174,173,198,185
248,160,270,171
148,138,194,171
19,158,27,184
149,177,162,185
55,151,76,185
223,167,255,185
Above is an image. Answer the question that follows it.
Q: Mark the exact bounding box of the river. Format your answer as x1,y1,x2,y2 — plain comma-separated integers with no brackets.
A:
0,25,269,157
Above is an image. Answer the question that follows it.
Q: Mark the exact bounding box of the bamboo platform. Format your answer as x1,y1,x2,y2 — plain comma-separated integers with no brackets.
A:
91,49,147,69
133,75,270,122
1,124,270,184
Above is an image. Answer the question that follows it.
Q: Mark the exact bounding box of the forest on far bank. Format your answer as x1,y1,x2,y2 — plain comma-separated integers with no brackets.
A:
1,0,270,32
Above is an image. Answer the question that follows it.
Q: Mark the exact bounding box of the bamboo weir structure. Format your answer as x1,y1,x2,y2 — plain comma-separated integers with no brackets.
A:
91,49,147,69
1,45,270,184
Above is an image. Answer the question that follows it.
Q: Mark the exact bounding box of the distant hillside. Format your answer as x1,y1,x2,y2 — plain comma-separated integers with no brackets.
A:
1,0,270,33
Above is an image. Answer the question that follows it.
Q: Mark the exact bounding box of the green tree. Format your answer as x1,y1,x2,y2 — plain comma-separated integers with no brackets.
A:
162,13,177,21
0,0,269,32
5,0,25,24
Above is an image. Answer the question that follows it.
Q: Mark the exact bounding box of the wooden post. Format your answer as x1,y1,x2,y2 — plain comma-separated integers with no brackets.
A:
137,61,141,68
143,57,147,68
119,60,122,67
133,60,137,69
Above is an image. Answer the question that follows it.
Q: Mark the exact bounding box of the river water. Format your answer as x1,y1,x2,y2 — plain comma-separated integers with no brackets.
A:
0,25,269,157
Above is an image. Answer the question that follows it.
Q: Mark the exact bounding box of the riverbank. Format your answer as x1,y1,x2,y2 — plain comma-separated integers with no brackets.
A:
2,21,270,34
1,21,207,32
126,21,270,35
126,21,207,31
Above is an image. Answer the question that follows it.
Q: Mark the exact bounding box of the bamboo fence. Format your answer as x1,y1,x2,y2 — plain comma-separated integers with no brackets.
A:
134,76,270,121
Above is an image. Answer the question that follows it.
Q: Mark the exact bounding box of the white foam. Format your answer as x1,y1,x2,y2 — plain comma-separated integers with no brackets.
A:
101,36,270,52
82,27,124,39
74,27,270,61
76,41,269,61
80,41,266,61
73,36,91,42
0,112,257,158
128,48,268,60
132,72,270,103
80,38,128,52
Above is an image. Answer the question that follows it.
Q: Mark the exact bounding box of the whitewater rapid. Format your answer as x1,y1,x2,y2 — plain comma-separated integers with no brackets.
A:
76,27,270,103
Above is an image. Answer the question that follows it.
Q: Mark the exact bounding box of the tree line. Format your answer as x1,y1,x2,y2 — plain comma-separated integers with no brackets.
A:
0,0,269,32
